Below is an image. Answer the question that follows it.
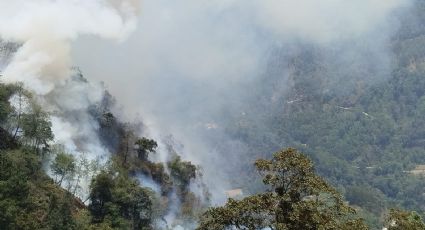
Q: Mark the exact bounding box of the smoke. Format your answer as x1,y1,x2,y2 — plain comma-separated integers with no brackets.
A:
0,0,140,149
0,0,139,94
0,0,416,229
137,173,162,194
0,0,140,197
0,0,140,152
252,0,407,43
70,0,412,204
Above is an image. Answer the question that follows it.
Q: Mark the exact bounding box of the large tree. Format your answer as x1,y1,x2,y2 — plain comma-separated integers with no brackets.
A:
51,151,76,186
88,170,155,230
20,102,53,152
198,148,367,230
134,138,158,161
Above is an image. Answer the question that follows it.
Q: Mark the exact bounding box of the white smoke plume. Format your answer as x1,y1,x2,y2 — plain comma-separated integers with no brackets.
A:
72,0,412,204
0,0,140,154
0,2,416,227
137,173,162,194
0,0,139,94
0,0,417,229
0,0,140,197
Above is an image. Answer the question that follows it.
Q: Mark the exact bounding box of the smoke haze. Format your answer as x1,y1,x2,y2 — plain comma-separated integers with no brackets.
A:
0,0,414,206
0,0,141,198
71,0,411,202
0,0,139,94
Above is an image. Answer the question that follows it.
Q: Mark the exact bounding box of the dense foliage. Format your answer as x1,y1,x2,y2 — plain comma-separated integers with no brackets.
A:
0,79,424,229
198,148,368,230
208,1,425,227
0,79,208,229
2,1,425,229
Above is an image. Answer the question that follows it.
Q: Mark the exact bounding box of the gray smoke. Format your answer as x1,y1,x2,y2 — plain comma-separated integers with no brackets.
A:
71,0,412,204
0,0,140,197
0,0,139,94
0,1,415,229
0,0,140,157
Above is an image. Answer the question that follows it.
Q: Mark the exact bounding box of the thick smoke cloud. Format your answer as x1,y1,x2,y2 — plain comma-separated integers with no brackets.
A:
0,0,139,94
252,0,407,43
72,0,411,203
0,0,139,152
0,0,140,197
0,0,413,206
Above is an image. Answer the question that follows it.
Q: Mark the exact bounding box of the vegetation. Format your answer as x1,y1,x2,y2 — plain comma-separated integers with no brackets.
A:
135,138,158,161
207,1,425,227
2,1,425,229
0,79,209,229
385,209,425,230
0,79,423,229
88,170,156,229
198,149,367,230
51,151,76,186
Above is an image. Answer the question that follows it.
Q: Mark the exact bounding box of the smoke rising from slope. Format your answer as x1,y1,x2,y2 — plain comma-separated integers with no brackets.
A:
0,0,415,228
0,0,414,211
0,0,139,152
0,0,140,197
72,0,411,203
0,0,139,94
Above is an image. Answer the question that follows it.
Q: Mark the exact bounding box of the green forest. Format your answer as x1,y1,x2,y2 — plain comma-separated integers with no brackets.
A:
208,1,425,228
2,0,425,229
0,81,206,229
0,80,424,229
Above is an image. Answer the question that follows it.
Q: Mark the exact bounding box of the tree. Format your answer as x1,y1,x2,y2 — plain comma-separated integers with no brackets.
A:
386,209,425,230
51,151,76,186
8,82,31,140
71,154,101,198
88,169,156,230
20,102,53,152
168,155,197,191
0,148,83,230
128,185,154,229
345,185,386,215
0,83,17,124
120,123,135,164
46,193,76,230
198,148,367,230
134,138,158,161
0,126,17,150
89,171,115,223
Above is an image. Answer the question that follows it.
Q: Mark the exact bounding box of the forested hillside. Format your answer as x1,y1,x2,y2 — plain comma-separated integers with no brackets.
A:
0,87,423,230
0,81,209,229
2,0,425,229
211,0,425,227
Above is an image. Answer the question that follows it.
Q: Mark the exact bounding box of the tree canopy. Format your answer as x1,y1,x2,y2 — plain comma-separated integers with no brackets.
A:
198,148,367,230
